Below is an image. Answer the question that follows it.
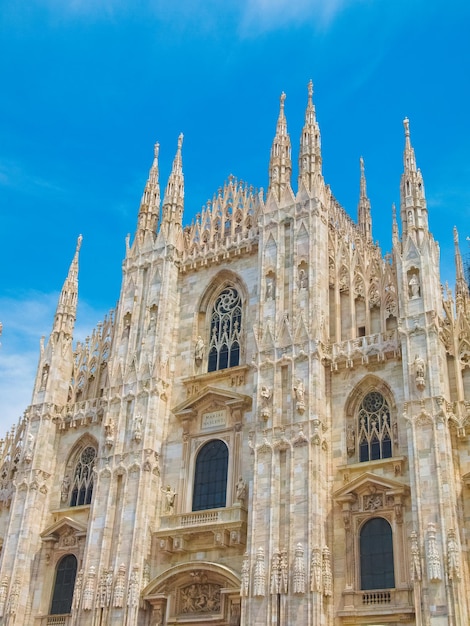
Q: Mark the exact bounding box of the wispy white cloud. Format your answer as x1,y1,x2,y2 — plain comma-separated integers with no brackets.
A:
0,160,64,195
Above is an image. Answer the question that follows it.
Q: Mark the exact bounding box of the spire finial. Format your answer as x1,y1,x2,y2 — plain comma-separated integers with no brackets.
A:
280,92,286,108
308,79,313,99
76,234,83,255
404,117,410,137
154,142,159,159
177,133,184,150
357,157,372,242
453,225,469,297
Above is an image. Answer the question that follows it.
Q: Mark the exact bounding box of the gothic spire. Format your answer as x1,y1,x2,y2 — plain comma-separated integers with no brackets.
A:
400,117,428,242
298,79,322,194
136,141,160,236
454,226,469,298
357,157,372,242
268,92,292,203
52,235,82,338
392,203,399,247
162,133,184,227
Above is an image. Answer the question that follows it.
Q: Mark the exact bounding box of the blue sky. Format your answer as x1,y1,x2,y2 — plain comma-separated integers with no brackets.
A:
1,0,469,429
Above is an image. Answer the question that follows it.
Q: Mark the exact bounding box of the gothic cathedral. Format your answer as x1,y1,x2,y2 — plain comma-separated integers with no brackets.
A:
1,83,469,626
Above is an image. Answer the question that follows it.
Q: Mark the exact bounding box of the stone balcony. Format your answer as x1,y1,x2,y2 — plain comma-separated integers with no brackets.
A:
338,588,415,622
330,330,400,370
154,504,247,552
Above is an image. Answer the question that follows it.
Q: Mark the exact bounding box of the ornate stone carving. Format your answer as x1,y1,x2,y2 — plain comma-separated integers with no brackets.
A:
179,581,221,614
293,543,306,594
346,425,355,457
280,549,288,594
322,546,332,597
409,272,420,298
270,549,281,594
194,336,205,365
82,566,96,610
447,529,461,581
253,547,266,596
161,485,176,514
132,413,143,443
409,530,421,582
426,523,442,582
7,578,20,615
59,527,77,548
236,477,247,503
113,564,126,608
0,576,9,617
72,569,83,610
310,546,322,592
23,432,34,463
127,565,140,608
414,355,426,390
61,474,71,503
293,379,305,414
240,553,250,597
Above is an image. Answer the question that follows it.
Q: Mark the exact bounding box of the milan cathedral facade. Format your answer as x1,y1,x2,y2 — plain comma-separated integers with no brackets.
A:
0,83,469,626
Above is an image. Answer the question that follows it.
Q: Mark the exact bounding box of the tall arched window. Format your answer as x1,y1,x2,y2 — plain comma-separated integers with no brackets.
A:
358,391,392,462
208,288,242,372
50,554,77,615
70,446,96,507
360,518,395,590
192,440,228,511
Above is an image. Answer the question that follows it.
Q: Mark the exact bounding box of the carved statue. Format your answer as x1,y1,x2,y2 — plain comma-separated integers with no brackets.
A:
265,277,274,300
346,425,355,457
280,549,288,594
293,379,305,403
236,477,247,502
24,433,34,463
0,576,9,617
298,268,308,290
162,485,176,514
194,336,205,363
82,566,96,611
409,273,420,298
61,475,71,503
133,413,143,442
414,355,426,390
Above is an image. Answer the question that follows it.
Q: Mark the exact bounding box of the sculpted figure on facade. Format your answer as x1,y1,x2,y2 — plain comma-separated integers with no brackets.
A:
127,566,140,608
60,474,71,504
194,336,205,364
23,432,34,463
346,425,355,457
133,413,143,443
414,355,426,390
162,485,176,514
293,379,305,414
265,276,275,300
104,420,115,447
236,476,247,503
409,272,420,298
7,578,20,616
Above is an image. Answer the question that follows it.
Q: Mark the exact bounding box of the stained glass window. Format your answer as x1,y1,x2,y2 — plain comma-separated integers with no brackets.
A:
208,288,241,372
70,446,96,507
192,440,228,511
358,392,392,462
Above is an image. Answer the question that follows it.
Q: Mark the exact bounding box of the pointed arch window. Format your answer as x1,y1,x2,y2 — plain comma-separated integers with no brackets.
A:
360,518,395,590
50,554,77,615
358,391,392,462
208,288,242,372
70,446,96,507
192,440,228,511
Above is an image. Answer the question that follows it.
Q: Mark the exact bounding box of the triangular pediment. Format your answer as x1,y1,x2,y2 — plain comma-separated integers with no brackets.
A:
41,516,88,540
173,386,252,419
334,471,409,501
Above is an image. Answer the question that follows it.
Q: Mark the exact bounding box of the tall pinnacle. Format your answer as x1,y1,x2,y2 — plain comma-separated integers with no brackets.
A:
268,92,292,202
136,141,160,236
454,227,469,298
53,235,82,338
357,157,372,242
298,79,322,194
162,133,184,226
400,117,428,240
